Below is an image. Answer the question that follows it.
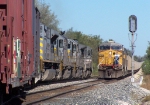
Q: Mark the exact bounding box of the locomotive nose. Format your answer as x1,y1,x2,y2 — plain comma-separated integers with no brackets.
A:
106,51,113,65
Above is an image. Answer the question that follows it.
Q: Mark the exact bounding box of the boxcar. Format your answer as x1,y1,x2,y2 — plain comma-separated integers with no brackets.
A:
0,0,40,103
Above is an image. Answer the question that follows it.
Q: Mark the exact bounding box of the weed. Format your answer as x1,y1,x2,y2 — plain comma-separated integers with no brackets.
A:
141,74,150,90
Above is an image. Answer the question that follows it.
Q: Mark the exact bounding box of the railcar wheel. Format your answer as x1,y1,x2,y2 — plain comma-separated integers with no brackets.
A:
0,88,3,105
57,70,62,80
0,83,5,104
72,70,76,78
82,70,87,79
75,69,82,78
31,78,36,88
88,70,92,78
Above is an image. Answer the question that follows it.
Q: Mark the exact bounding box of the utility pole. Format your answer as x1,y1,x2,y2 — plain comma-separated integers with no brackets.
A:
128,15,137,83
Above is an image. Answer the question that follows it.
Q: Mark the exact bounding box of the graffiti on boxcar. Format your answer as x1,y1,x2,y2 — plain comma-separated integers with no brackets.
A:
13,38,21,77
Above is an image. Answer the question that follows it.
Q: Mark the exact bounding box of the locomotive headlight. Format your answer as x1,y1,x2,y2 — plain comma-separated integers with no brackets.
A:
109,51,112,55
68,49,70,53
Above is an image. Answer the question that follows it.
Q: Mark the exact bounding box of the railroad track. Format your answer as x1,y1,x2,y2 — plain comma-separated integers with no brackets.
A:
125,68,141,77
2,79,118,105
2,68,140,105
22,79,117,105
22,79,104,105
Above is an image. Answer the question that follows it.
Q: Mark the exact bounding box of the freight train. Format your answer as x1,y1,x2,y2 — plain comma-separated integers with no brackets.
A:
0,0,92,103
97,40,128,78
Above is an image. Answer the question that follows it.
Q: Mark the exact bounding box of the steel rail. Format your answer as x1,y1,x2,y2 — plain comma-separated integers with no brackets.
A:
23,81,107,105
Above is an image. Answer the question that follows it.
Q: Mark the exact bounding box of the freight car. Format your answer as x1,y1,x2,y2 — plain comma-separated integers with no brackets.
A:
0,0,92,103
98,40,128,78
0,0,40,103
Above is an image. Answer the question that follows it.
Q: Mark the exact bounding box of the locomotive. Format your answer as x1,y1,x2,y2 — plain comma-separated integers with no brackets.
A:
98,40,128,78
0,0,92,103
39,23,92,81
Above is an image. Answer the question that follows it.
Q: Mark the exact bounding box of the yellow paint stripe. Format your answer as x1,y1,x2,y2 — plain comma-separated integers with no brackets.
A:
40,43,43,47
40,49,43,54
40,38,43,41
68,50,70,53
40,56,43,59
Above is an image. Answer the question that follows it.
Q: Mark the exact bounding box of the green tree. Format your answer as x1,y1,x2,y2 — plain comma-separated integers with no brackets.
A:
146,42,150,59
65,28,103,75
142,59,150,75
142,42,150,74
35,0,59,31
134,55,145,62
126,49,132,57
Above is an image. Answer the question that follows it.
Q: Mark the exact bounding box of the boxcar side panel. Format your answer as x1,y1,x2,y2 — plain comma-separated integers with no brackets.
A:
0,0,36,93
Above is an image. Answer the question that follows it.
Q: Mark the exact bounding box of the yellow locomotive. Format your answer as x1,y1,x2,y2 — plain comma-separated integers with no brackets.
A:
98,40,128,78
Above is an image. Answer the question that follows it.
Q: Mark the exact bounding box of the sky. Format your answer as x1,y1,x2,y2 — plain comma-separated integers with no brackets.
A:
44,0,150,56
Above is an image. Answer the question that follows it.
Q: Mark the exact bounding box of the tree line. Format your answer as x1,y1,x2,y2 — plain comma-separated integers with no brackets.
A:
65,28,103,73
35,0,103,73
35,0,148,75
142,43,150,75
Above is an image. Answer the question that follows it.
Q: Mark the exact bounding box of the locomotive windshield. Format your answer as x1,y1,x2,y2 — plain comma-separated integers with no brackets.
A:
53,40,57,45
73,44,76,51
111,46,122,50
59,39,63,48
88,50,90,56
100,46,110,50
40,26,43,33
68,44,70,49
81,48,84,57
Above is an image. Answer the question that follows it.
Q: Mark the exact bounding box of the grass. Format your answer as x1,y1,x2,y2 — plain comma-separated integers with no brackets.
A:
91,69,98,77
141,74,150,103
142,95,150,103
141,74,150,90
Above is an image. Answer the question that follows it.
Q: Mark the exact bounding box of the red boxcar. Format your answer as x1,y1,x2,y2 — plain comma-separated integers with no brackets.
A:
0,0,39,99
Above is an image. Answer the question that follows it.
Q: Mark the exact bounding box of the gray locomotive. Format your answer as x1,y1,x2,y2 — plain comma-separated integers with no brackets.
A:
36,23,93,82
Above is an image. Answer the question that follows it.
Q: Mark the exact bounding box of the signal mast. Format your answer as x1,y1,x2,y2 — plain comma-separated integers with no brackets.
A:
128,15,137,83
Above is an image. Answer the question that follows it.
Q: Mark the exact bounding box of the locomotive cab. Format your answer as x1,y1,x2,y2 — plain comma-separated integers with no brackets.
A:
67,39,79,63
84,46,93,78
67,39,74,60
72,39,79,62
78,44,92,78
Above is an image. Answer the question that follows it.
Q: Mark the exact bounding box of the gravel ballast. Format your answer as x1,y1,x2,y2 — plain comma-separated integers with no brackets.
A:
44,78,150,105
25,67,150,105
26,79,97,93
